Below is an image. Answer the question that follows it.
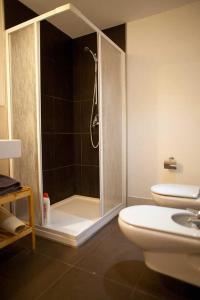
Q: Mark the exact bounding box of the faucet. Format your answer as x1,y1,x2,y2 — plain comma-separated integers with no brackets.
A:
186,208,200,219
92,114,99,128
186,208,200,228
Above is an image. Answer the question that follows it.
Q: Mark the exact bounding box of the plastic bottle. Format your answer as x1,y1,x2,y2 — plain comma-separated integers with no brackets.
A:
43,192,50,225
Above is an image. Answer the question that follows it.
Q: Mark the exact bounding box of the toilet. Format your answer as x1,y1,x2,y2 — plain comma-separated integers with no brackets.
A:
118,205,200,287
151,184,200,209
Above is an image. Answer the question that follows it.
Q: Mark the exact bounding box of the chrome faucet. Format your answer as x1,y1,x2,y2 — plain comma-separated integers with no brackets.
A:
92,114,99,128
186,208,200,228
186,208,200,219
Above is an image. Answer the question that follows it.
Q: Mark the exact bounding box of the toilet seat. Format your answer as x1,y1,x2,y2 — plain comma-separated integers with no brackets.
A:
119,205,200,239
151,184,200,209
151,184,200,199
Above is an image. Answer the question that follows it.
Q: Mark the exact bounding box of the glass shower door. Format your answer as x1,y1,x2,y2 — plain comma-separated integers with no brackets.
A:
99,35,126,215
8,23,42,223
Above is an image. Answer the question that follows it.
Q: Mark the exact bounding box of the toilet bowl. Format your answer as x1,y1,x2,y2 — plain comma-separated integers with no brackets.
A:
151,184,200,209
118,205,200,287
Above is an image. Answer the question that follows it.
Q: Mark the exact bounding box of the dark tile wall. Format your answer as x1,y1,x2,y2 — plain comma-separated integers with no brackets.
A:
41,24,99,203
40,21,74,204
103,24,126,52
4,0,37,29
72,33,99,198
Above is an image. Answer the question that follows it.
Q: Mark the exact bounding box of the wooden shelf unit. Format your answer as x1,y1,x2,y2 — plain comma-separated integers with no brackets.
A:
0,186,35,250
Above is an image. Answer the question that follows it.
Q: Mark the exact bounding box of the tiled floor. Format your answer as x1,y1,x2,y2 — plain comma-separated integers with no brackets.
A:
0,218,199,300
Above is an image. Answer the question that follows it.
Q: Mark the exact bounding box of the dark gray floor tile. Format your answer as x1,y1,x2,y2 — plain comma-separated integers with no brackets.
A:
29,233,101,265
2,217,198,300
130,289,162,300
25,219,121,255
38,266,132,300
35,236,80,261
0,249,70,300
136,268,200,300
76,223,145,288
101,217,122,235
0,242,24,266
16,233,36,249
19,218,119,266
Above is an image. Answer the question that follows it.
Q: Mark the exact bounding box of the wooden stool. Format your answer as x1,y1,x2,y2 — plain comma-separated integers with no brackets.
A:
0,186,35,250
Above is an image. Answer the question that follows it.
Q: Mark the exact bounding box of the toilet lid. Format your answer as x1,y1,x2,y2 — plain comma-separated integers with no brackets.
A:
119,205,200,239
151,184,200,199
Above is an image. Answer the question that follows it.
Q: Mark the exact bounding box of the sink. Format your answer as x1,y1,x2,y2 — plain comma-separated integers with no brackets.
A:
172,213,200,229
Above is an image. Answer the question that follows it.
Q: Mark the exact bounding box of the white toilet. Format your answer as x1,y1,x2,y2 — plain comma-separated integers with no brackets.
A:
151,184,200,209
119,205,200,287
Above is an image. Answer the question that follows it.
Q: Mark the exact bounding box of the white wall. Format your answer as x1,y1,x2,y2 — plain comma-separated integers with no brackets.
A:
127,1,200,199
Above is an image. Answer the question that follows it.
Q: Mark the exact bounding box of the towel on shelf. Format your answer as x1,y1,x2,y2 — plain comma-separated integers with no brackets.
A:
0,174,21,196
0,206,26,234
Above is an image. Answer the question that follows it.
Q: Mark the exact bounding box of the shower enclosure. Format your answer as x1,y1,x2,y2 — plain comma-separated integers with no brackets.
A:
6,4,126,246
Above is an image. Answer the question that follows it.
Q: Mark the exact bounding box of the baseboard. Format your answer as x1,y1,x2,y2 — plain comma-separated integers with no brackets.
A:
127,196,156,206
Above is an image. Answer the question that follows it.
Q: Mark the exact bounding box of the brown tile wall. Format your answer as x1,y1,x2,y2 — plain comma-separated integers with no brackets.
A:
4,0,37,29
40,21,75,204
40,22,99,203
72,33,99,198
103,24,126,52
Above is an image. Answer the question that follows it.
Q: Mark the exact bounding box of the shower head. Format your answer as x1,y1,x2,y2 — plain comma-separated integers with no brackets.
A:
84,46,90,52
84,46,98,63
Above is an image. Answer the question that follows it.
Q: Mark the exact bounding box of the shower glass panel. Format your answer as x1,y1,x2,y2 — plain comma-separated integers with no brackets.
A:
100,36,124,215
8,24,41,222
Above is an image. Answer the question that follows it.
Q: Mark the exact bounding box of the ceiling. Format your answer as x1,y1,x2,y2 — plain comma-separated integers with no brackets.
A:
19,0,198,29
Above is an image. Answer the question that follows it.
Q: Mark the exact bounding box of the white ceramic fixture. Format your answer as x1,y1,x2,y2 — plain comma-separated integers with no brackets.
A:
151,184,200,209
0,139,21,159
118,205,200,287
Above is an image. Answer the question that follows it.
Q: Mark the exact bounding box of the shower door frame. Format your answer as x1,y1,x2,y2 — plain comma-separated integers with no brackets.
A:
5,3,126,245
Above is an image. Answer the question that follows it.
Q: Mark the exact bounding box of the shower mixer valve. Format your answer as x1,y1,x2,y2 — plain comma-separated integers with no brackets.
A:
92,115,99,127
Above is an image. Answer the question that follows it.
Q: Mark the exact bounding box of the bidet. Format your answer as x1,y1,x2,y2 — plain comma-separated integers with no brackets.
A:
119,205,200,287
